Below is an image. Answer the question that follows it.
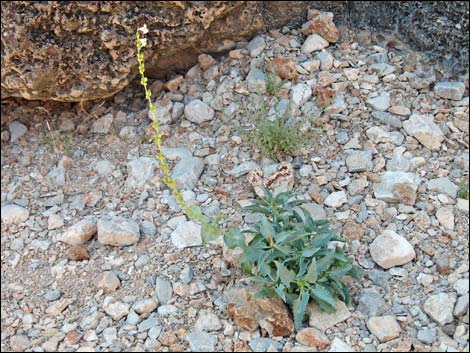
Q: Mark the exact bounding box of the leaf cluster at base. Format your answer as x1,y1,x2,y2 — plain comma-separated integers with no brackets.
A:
225,187,362,330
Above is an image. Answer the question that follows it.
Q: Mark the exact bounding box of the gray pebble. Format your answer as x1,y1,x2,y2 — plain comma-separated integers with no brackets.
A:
44,289,62,302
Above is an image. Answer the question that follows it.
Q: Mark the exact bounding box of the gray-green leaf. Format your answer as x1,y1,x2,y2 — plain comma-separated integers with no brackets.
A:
275,261,296,287
292,290,309,330
261,216,275,240
304,258,318,284
223,227,246,249
311,284,337,310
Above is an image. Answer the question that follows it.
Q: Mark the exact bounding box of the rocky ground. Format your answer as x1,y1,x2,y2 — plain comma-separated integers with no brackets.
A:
1,11,469,353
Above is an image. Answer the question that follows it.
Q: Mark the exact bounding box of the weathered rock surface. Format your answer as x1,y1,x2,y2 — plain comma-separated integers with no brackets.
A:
60,218,97,245
104,299,130,321
436,207,455,231
0,2,316,101
367,93,390,111
172,157,204,190
367,316,401,343
9,335,31,352
423,293,457,325
156,277,173,305
184,100,215,124
1,204,29,225
296,327,330,349
186,331,218,352
329,338,354,352
227,287,294,337
8,121,27,142
248,338,283,352
133,297,159,315
307,301,351,331
434,82,466,100
302,9,340,43
246,36,266,57
97,216,140,246
171,221,202,249
403,114,444,150
426,177,459,198
3,2,468,102
373,171,421,205
126,157,156,189
302,34,329,53
345,150,373,172
94,271,121,293
366,127,404,146
357,290,389,317
370,230,416,269
194,311,223,332
324,190,347,208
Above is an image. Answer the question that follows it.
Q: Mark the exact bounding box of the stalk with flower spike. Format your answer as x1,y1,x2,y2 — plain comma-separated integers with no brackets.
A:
135,25,243,246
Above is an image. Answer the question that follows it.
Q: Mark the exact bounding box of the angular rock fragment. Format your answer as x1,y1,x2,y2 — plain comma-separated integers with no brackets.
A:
370,230,415,269
227,287,294,337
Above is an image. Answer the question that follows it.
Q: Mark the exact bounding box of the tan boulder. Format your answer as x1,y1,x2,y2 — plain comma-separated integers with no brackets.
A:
1,1,318,102
227,287,294,337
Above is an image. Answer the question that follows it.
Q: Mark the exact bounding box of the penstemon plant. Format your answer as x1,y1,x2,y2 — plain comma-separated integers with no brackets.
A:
136,25,361,330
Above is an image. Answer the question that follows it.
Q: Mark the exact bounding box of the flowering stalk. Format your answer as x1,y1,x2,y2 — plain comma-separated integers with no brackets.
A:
136,26,233,243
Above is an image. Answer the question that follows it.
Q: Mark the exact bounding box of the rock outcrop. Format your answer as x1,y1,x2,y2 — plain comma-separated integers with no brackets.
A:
1,1,317,102
2,1,468,102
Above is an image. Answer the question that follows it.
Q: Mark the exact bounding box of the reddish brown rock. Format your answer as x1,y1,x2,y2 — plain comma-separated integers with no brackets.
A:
229,49,246,60
275,35,291,48
9,336,31,352
173,283,190,297
304,9,340,43
295,327,331,349
66,245,90,261
233,341,251,352
393,183,417,206
317,71,338,87
46,298,73,316
342,221,365,241
164,75,184,92
268,57,298,81
170,344,185,352
159,332,177,346
64,330,81,345
313,86,334,107
150,80,164,96
198,54,216,70
227,287,294,337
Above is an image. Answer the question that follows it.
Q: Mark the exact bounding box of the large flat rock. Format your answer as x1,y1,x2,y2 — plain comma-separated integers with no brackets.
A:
2,2,467,102
0,2,314,102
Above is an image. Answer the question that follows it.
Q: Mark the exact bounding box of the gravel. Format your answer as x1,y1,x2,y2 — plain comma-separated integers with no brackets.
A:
1,13,469,353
